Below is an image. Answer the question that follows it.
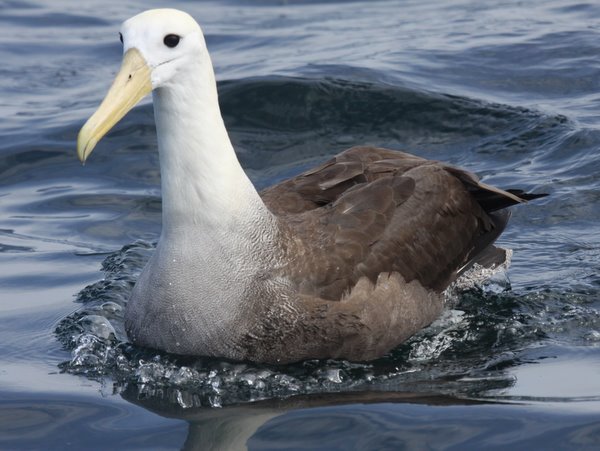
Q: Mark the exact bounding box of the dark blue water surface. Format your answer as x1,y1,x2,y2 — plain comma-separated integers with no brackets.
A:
2,0,600,449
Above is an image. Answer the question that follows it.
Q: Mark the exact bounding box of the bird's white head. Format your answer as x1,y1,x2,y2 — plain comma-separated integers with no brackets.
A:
121,9,205,89
77,8,207,162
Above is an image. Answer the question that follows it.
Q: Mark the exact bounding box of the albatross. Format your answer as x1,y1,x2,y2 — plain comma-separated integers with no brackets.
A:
77,9,545,364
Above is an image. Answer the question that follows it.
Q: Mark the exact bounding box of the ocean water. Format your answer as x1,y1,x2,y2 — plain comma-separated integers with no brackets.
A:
1,0,600,449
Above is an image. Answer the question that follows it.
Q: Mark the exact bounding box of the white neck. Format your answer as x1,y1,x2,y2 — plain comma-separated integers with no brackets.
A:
152,53,274,239
139,55,282,350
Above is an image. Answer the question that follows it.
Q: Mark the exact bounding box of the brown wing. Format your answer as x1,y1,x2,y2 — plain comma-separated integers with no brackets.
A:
260,146,526,299
261,146,428,215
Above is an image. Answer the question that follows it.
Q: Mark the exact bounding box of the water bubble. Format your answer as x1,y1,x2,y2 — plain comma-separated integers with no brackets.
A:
208,394,222,408
101,302,122,314
584,330,600,342
176,389,194,408
240,372,256,386
324,369,342,383
169,366,196,385
137,362,164,384
209,375,222,392
77,315,116,340
72,351,100,367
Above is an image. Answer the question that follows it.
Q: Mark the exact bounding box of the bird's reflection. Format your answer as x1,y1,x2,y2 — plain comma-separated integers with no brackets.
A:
122,386,490,451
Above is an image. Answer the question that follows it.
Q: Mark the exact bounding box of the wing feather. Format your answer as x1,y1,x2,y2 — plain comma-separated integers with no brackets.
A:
261,146,533,298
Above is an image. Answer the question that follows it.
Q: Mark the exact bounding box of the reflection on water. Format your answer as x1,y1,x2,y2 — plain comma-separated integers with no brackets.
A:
2,388,599,450
122,391,488,451
121,389,600,451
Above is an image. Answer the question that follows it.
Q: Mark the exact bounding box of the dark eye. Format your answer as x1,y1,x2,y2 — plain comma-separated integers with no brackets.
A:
163,34,180,48
119,32,123,44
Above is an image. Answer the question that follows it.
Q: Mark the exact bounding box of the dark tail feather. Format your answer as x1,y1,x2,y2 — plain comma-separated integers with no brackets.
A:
443,164,548,212
456,189,547,278
474,189,548,213
507,189,548,201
